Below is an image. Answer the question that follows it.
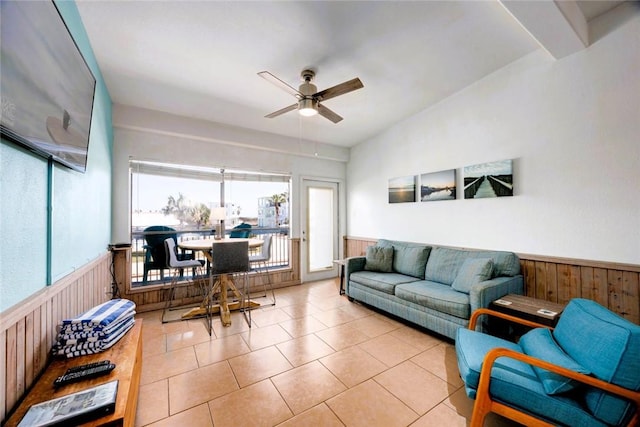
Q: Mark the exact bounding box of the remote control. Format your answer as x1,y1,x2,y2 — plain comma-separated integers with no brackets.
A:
65,360,111,374
53,363,116,387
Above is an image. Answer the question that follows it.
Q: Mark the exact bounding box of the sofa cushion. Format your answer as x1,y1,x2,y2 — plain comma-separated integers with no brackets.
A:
451,258,494,294
349,271,419,295
553,298,640,426
378,240,431,279
395,281,470,319
425,247,520,285
456,328,603,426
364,245,394,273
519,328,590,395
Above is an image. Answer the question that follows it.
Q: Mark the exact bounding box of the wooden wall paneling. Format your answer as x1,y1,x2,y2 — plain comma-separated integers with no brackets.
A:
15,319,25,401
0,329,6,423
521,260,536,297
545,262,559,302
607,270,624,317
534,261,547,300
5,324,17,421
622,271,639,324
24,313,34,387
33,307,43,379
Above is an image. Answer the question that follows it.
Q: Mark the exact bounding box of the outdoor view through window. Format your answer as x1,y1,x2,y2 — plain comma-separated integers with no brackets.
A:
130,161,290,285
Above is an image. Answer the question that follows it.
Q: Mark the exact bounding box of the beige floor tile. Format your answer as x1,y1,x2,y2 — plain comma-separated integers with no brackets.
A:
142,332,167,358
272,361,346,414
388,325,443,351
358,333,421,367
249,307,292,327
310,294,350,311
211,312,252,337
168,360,239,414
347,315,400,338
166,325,214,352
147,403,213,427
337,302,375,319
443,386,474,417
240,324,293,350
135,379,168,426
375,360,453,415
314,323,370,351
410,403,468,427
279,302,323,319
326,379,418,427
279,315,328,338
228,345,293,387
194,333,251,366
312,308,358,327
319,346,387,388
410,342,464,387
141,346,199,385
276,334,335,367
276,403,345,427
208,379,293,427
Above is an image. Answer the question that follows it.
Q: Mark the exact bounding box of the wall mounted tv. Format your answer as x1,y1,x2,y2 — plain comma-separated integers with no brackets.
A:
1,0,96,173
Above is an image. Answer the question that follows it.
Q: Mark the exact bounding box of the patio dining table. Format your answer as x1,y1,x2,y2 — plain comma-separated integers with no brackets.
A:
178,237,263,326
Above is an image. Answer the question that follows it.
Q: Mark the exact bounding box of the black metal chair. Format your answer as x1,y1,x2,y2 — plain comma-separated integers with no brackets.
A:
142,225,195,283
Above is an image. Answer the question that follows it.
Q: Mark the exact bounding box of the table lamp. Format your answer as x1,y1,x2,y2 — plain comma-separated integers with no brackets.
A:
212,207,226,240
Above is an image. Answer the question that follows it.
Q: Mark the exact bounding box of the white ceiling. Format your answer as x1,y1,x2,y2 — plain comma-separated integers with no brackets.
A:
75,1,625,148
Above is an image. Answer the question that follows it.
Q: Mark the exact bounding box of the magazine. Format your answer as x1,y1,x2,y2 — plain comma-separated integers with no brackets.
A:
18,380,118,427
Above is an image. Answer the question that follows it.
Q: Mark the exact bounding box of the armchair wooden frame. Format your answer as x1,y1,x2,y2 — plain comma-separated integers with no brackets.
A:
467,308,640,427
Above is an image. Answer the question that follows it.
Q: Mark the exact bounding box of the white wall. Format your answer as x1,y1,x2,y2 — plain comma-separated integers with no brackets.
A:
111,105,348,244
347,8,640,265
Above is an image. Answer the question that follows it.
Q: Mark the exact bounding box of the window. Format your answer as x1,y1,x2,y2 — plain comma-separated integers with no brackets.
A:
130,161,290,286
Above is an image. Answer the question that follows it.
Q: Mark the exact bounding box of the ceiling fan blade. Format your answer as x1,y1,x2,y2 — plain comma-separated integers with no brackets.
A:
314,77,363,101
258,71,301,98
318,104,343,123
265,103,298,118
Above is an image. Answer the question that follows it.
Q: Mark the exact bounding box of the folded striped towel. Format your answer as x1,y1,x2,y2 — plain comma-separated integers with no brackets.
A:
57,308,136,337
54,316,136,347
60,299,136,331
53,319,135,358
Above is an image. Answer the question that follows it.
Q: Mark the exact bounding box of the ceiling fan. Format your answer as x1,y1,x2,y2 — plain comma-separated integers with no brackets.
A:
258,69,363,123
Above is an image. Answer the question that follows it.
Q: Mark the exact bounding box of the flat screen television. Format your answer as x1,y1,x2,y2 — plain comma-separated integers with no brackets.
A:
1,0,96,173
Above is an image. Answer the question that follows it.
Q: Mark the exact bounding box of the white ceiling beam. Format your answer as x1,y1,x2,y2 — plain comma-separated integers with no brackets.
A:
499,0,588,59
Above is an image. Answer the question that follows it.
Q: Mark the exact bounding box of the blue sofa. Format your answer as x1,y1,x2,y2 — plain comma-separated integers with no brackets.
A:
344,239,524,339
456,298,640,426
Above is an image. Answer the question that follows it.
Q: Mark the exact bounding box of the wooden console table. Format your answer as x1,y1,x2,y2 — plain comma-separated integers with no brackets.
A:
5,320,143,427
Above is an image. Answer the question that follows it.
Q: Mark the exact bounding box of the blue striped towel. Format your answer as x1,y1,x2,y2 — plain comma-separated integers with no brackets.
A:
60,299,136,331
54,316,135,347
57,307,135,337
53,320,135,358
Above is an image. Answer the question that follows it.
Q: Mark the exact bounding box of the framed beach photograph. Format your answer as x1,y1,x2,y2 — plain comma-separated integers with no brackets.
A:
388,175,416,203
463,159,513,199
420,169,456,202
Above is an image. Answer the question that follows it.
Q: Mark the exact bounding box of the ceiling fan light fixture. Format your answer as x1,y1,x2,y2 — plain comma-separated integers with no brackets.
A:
298,98,318,117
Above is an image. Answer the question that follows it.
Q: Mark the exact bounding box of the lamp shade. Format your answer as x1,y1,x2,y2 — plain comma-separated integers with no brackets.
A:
212,207,226,220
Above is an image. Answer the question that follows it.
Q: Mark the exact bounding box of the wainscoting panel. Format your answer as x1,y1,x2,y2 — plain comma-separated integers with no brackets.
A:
344,236,640,325
0,252,111,424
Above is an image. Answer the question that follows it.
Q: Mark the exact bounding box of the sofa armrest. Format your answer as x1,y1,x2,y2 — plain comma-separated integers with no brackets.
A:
469,275,524,314
344,256,366,295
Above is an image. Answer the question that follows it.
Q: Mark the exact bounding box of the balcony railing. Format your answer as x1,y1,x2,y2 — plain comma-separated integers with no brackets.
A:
130,227,290,287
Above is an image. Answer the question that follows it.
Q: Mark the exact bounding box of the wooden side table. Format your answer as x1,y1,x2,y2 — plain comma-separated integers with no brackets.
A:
489,294,566,341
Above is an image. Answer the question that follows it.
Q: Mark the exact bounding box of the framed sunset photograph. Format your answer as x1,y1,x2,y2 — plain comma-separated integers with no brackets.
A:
388,175,416,203
420,169,456,202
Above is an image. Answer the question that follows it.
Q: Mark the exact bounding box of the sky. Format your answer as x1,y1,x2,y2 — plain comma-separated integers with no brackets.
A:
132,173,289,218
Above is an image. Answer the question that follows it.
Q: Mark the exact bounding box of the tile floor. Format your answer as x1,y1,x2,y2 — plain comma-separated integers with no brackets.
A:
134,279,521,427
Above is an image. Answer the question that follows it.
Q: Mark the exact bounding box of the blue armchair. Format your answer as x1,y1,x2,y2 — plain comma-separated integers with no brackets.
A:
456,298,640,426
229,222,251,238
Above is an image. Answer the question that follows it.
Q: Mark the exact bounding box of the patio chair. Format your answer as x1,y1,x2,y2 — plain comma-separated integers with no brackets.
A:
249,234,275,306
142,225,195,283
229,222,251,238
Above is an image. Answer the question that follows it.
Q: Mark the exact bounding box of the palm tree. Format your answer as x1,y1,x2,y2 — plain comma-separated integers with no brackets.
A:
162,193,190,226
189,203,211,229
270,192,288,226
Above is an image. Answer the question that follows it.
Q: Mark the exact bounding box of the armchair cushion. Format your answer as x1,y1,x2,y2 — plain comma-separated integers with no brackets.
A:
553,298,640,426
519,327,590,395
451,258,494,294
364,245,394,273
